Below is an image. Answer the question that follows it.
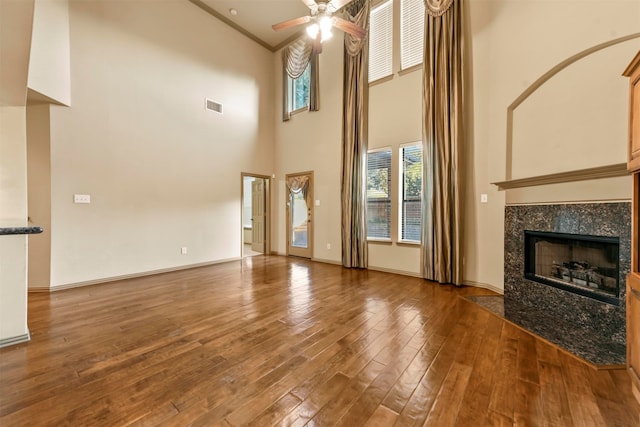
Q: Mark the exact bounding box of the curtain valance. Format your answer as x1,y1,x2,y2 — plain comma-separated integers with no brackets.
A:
283,38,313,79
424,0,454,17
343,0,370,56
286,176,309,194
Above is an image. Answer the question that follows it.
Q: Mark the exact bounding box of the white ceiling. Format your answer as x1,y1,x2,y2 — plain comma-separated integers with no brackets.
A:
192,0,311,51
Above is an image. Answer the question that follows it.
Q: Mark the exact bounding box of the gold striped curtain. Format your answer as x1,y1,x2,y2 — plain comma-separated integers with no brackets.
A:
422,0,464,284
282,38,320,121
341,0,369,268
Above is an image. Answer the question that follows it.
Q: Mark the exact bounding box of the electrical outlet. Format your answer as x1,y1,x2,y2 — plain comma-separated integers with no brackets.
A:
480,194,488,203
327,243,331,250
181,247,187,255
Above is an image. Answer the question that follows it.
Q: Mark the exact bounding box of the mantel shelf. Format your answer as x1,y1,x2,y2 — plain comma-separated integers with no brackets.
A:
492,163,629,191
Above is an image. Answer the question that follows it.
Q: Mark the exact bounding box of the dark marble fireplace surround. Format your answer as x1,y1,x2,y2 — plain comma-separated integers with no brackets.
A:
504,202,630,364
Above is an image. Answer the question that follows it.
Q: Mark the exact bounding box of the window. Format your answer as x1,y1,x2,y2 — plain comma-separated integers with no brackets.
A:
399,143,422,242
400,0,425,70
369,0,425,83
288,64,311,113
368,0,393,83
367,148,392,239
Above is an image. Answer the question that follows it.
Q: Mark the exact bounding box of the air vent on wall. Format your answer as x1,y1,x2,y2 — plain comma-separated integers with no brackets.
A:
205,98,223,114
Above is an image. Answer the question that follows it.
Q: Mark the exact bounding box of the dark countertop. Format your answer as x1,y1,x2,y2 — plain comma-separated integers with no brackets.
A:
0,226,44,235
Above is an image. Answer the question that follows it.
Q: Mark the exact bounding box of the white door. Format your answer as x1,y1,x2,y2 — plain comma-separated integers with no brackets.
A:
251,179,265,253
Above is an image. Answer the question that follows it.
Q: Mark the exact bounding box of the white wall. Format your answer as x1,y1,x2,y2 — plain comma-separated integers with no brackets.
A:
0,108,30,343
45,0,275,287
274,39,344,262
0,0,34,345
275,0,640,291
28,0,71,106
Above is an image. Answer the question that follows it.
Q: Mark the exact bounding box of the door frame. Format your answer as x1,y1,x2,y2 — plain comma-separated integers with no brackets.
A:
285,171,313,259
241,173,271,257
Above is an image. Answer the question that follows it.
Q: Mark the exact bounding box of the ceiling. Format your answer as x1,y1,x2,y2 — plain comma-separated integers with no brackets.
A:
190,0,312,51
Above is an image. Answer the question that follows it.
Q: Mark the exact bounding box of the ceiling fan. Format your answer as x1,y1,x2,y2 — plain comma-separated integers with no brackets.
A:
272,0,367,53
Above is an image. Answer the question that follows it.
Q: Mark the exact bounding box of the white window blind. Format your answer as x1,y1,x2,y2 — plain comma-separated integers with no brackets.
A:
367,148,392,239
369,0,393,83
400,143,422,242
400,0,425,70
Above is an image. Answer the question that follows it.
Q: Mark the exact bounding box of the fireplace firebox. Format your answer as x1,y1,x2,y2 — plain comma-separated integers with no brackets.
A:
524,230,620,305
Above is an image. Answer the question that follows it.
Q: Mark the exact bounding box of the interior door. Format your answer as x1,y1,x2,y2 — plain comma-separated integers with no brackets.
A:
286,172,313,258
251,179,265,253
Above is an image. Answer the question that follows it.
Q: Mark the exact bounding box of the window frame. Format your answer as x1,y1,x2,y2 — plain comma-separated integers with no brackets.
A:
287,63,311,115
366,146,393,242
368,0,425,86
398,142,423,244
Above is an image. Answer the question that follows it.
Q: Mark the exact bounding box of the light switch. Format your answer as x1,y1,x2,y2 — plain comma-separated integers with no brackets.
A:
480,194,488,203
315,200,320,206
74,194,91,204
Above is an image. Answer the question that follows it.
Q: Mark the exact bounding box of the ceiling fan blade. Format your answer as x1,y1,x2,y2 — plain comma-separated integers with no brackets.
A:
301,0,318,10
329,0,354,11
332,17,366,39
272,15,311,31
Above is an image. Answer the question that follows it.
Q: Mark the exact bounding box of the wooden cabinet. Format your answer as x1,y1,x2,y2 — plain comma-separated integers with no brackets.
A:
626,51,640,405
629,273,640,404
624,51,640,172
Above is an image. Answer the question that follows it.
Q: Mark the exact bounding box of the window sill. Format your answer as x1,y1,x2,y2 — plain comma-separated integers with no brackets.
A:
367,238,392,244
397,240,421,246
289,106,309,116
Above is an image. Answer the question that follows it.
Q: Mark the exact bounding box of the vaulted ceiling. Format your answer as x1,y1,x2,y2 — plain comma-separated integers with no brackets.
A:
189,0,310,51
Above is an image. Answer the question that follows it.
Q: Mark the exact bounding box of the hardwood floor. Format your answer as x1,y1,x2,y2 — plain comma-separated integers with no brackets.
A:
1,255,638,426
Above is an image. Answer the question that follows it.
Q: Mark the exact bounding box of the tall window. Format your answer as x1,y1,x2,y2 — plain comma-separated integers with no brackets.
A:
369,0,425,83
288,64,310,113
368,0,393,83
400,0,425,70
367,148,392,239
400,143,422,242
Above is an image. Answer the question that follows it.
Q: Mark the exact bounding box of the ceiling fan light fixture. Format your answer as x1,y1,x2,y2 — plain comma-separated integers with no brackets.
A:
306,23,319,39
319,16,332,34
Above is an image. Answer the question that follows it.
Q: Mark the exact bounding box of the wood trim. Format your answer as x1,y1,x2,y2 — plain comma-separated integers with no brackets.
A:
492,163,629,191
0,331,30,349
623,50,640,77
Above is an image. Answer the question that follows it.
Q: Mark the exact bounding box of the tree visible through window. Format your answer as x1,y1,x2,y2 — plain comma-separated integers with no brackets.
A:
367,148,392,239
289,64,311,113
400,144,422,242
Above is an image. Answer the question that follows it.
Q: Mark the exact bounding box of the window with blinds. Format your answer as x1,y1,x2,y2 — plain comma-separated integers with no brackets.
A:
400,143,422,242
400,0,425,70
368,0,393,83
367,148,392,239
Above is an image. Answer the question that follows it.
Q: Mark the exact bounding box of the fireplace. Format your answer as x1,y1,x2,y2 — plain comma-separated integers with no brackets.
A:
504,203,630,361
524,231,620,305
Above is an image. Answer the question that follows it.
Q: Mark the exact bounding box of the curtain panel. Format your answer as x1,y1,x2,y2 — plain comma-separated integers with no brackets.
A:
282,38,320,121
421,0,464,284
341,0,370,269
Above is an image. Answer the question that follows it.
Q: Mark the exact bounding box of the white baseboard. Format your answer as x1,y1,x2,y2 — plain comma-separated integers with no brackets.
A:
0,330,30,348
463,280,504,294
31,258,241,293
